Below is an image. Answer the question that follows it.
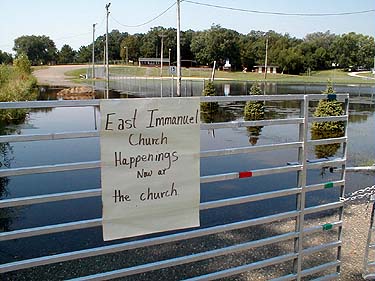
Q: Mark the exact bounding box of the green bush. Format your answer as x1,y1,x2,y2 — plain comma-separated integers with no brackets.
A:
311,82,344,133
311,82,345,158
0,56,38,124
200,81,219,113
244,83,265,120
244,83,265,145
14,53,32,75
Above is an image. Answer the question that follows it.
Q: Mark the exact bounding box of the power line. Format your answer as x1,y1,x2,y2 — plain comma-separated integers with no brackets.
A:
184,0,375,17
110,2,176,28
53,16,106,43
54,32,92,41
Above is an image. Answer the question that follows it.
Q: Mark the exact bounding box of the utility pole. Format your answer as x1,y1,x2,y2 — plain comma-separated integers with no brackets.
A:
263,37,268,95
159,34,166,77
169,48,172,97
92,23,97,81
176,0,181,96
105,2,111,99
264,37,268,81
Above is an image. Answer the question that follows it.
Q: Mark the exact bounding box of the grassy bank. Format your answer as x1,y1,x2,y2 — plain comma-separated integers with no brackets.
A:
66,65,375,84
0,61,38,124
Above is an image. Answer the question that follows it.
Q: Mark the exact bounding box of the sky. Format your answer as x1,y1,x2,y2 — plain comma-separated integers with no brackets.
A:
0,0,374,54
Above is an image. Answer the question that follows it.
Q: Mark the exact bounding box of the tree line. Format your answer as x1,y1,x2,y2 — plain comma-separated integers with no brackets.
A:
1,25,374,74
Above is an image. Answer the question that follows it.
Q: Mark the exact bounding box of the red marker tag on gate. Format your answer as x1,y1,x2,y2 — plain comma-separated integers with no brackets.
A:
239,171,253,178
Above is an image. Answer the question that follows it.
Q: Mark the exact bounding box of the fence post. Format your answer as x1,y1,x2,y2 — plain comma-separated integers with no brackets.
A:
293,95,309,280
363,196,375,278
336,95,350,274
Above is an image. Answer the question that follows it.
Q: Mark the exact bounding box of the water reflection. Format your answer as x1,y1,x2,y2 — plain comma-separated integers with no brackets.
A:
0,125,15,232
311,129,343,159
243,83,265,146
311,97,345,159
201,106,235,123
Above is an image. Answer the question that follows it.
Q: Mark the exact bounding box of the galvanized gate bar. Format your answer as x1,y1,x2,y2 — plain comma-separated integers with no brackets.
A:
0,188,101,208
306,180,345,192
0,211,299,273
310,273,340,280
200,188,301,210
0,94,349,279
310,115,348,122
182,253,298,281
0,219,102,241
0,161,101,177
200,117,304,130
0,194,301,241
2,186,343,241
0,100,100,109
0,131,99,143
300,261,340,277
200,165,302,184
0,94,347,109
67,233,299,281
308,136,347,146
0,180,344,210
200,142,302,157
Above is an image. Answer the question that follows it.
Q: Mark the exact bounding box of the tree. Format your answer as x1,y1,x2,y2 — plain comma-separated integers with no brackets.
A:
75,45,91,63
181,29,195,62
332,32,375,69
0,51,13,64
277,47,304,74
13,35,57,65
107,30,129,61
239,31,263,69
120,34,143,62
58,45,76,64
139,27,166,58
298,31,336,71
191,25,241,69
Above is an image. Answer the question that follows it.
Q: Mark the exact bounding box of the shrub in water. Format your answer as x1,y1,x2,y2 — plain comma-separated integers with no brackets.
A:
200,81,219,114
244,83,264,145
311,82,344,158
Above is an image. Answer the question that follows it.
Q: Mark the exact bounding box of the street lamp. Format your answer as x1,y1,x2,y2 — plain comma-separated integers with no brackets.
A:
168,48,171,69
92,23,97,80
169,48,172,97
159,34,166,77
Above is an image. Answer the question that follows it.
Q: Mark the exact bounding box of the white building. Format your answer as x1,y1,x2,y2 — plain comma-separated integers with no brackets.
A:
253,65,278,74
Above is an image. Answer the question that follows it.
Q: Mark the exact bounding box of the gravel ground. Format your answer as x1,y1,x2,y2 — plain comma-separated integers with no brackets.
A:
341,202,373,280
1,201,374,280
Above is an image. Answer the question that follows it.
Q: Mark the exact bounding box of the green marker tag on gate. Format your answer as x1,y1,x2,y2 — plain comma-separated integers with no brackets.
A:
324,182,334,189
327,93,337,101
323,223,333,231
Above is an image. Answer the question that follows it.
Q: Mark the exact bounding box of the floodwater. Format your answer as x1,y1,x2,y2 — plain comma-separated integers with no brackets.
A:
0,82,374,264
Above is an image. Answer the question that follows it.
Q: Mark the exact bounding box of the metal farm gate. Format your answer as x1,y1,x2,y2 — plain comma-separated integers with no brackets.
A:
0,94,348,280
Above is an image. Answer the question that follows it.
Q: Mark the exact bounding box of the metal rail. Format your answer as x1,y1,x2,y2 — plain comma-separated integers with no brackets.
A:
0,94,349,280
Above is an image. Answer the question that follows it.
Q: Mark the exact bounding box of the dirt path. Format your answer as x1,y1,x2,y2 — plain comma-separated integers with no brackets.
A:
33,65,87,87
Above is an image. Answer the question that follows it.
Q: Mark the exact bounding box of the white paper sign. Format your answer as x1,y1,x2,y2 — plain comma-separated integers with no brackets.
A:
100,98,200,241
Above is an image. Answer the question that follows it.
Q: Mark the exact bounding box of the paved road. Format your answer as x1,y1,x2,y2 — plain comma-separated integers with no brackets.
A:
33,65,87,87
347,71,375,80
